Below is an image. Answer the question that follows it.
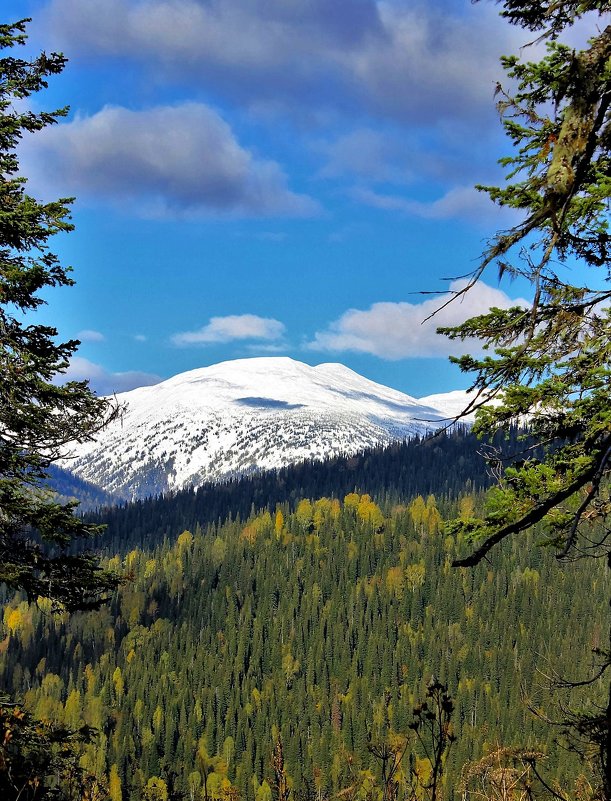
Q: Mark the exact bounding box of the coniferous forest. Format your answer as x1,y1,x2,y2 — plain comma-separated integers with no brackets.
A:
2,436,609,799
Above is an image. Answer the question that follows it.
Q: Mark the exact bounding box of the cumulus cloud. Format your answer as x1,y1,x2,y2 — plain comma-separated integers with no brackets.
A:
21,103,318,218
76,329,105,342
61,357,162,395
37,1,605,229
307,280,529,359
172,314,286,346
42,0,516,128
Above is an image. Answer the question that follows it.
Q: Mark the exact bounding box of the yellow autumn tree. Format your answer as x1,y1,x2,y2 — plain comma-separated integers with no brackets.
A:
357,494,384,529
386,565,405,599
176,529,194,552
63,689,82,730
3,601,33,644
425,494,442,535
109,764,123,801
241,511,273,544
143,777,168,801
405,561,426,592
274,508,285,537
295,499,313,530
112,666,124,704
459,494,476,520
344,492,361,511
408,495,427,533
313,497,335,529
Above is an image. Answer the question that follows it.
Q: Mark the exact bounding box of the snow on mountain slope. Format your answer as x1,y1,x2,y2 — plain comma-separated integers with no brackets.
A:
60,357,456,500
417,390,474,421
419,388,504,422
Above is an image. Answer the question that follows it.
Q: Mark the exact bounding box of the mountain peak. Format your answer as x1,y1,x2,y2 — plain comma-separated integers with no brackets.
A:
61,357,460,500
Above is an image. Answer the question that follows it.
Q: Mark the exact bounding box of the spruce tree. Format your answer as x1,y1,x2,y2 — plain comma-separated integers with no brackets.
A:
0,18,119,613
1,17,120,800
440,2,610,796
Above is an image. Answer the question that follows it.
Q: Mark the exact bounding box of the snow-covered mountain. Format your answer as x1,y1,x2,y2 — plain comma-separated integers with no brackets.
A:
60,357,465,500
418,390,473,421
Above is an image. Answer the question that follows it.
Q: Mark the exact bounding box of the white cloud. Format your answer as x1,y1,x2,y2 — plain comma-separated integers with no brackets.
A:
350,185,521,225
42,0,518,128
307,280,529,359
172,314,286,346
60,357,162,395
134,334,147,342
38,0,605,228
21,103,318,218
76,329,105,342
349,187,416,214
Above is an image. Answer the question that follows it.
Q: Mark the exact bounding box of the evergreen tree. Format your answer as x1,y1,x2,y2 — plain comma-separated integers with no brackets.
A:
1,17,120,800
0,18,119,612
440,2,610,796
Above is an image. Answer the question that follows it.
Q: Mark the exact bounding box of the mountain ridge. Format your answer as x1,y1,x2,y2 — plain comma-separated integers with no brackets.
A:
60,357,470,500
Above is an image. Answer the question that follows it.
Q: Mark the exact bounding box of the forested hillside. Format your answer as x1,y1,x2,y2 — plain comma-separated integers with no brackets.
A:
2,491,606,800
47,465,122,511
89,426,531,552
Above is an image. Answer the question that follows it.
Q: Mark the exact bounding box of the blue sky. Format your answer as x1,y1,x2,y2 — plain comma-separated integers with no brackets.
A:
10,1,598,396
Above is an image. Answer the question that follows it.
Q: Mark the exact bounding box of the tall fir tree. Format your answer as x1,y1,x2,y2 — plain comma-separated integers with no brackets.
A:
1,17,120,800
0,18,119,612
440,1,610,796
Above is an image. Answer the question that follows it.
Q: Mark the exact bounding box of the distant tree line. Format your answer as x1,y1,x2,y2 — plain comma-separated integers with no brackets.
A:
89,425,536,553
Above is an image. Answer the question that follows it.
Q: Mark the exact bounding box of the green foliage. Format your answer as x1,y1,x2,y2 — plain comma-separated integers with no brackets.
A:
90,426,531,555
2,493,607,799
0,18,119,612
441,9,610,565
491,1,610,37
0,696,105,801
0,18,121,801
440,3,611,798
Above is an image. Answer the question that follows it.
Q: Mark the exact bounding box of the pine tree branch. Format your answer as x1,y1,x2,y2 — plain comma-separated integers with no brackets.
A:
452,436,610,567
